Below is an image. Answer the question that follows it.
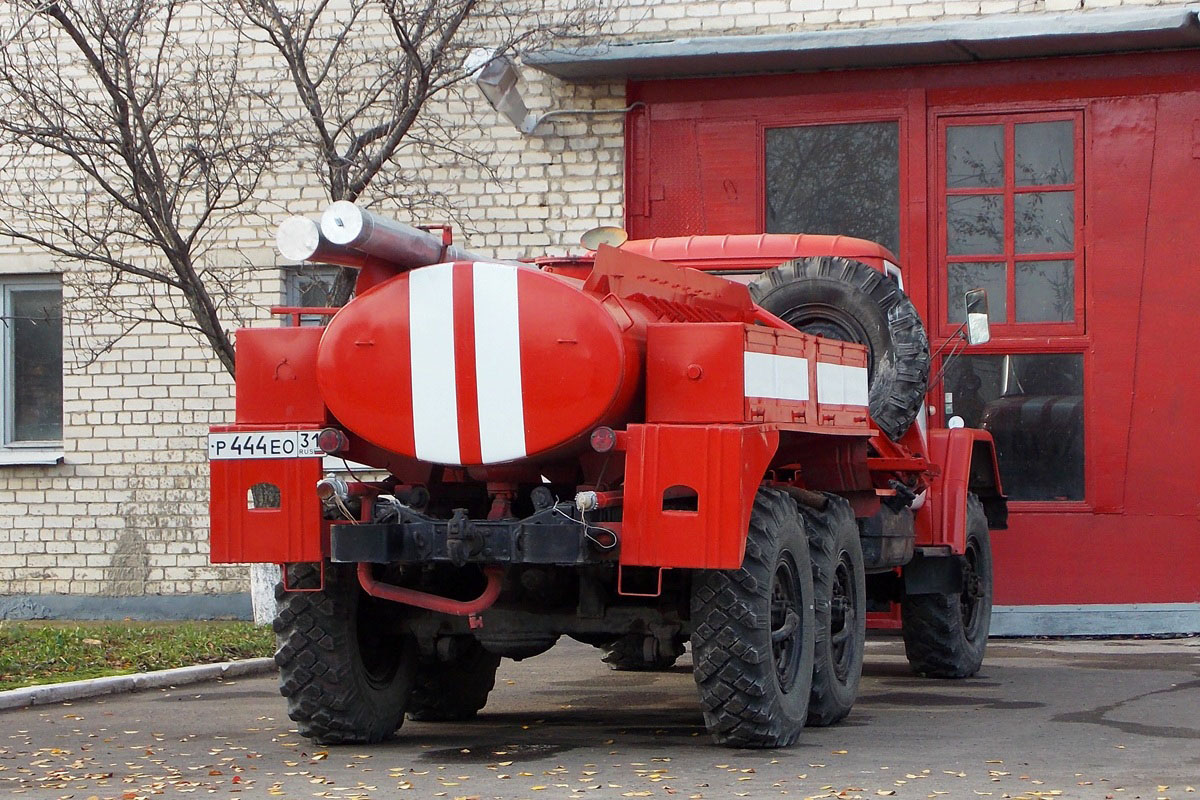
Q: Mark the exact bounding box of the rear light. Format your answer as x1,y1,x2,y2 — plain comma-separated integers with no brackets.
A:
590,426,617,453
317,427,349,454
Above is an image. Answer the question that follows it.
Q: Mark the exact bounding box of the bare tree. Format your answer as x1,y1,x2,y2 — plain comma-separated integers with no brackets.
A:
0,0,605,377
0,0,282,376
226,0,605,304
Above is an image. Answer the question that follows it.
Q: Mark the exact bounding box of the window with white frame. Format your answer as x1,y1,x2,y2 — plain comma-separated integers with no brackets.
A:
2,276,63,450
283,265,340,325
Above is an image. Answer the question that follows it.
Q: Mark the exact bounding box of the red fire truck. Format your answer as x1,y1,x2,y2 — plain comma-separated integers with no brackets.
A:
209,203,1005,748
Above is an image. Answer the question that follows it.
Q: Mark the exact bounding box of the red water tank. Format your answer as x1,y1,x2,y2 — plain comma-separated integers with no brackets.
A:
316,261,641,466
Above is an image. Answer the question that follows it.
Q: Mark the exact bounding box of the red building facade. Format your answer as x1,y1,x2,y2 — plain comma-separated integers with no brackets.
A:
615,48,1200,633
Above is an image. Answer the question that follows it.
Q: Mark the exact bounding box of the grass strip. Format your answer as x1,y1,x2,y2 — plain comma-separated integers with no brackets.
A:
0,620,274,691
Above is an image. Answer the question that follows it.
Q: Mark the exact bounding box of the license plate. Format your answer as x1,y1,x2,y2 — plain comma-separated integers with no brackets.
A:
208,431,321,460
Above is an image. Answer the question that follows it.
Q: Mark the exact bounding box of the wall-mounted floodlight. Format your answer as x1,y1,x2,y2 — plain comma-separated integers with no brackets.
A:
465,48,535,133
465,47,643,136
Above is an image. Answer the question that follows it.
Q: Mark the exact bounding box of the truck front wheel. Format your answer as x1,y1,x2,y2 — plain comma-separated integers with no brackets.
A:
901,494,993,678
275,563,416,744
691,488,816,748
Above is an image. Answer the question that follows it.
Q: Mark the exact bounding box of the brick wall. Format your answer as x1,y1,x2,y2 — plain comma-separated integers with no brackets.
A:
0,0,1191,606
608,0,1182,32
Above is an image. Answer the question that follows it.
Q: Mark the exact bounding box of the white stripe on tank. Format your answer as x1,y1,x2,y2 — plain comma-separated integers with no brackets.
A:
473,262,527,463
409,263,461,464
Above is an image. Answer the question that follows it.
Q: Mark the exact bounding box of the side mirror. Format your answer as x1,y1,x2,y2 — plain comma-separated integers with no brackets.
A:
964,288,991,346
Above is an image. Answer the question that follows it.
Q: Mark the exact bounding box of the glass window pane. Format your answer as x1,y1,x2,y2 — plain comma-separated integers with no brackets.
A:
944,354,1084,501
11,286,63,442
1015,260,1074,322
947,194,1004,255
1015,191,1074,254
947,262,1006,325
765,122,900,255
298,276,332,307
284,266,340,326
1015,121,1074,186
947,125,1004,188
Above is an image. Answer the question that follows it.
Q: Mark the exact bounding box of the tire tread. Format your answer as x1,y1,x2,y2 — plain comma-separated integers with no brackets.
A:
274,563,410,744
602,633,684,671
691,489,815,748
901,494,993,678
800,494,866,727
407,640,500,722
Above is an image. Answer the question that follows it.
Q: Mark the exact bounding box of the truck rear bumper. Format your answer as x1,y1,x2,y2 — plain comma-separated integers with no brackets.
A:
330,504,619,566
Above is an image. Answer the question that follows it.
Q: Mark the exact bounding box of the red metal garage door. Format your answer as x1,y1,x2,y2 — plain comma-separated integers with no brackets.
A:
626,52,1200,631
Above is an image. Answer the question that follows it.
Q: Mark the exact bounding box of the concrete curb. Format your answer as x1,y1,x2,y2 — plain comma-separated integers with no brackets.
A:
0,658,277,711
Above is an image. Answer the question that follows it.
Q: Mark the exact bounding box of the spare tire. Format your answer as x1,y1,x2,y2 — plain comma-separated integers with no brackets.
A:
748,257,930,441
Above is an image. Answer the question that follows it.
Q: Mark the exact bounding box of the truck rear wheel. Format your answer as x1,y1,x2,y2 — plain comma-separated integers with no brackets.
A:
901,494,993,678
274,563,416,744
800,494,866,727
691,488,816,748
602,633,686,671
748,256,930,440
407,638,501,721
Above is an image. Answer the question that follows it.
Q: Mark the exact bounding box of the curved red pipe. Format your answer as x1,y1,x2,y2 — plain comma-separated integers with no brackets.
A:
356,563,504,617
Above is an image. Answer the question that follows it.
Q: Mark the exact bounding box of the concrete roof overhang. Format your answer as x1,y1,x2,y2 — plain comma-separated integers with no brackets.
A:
525,6,1200,82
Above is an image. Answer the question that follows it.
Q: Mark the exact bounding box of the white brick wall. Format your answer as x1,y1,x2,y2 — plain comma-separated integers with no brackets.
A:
603,0,1188,31
0,0,1191,601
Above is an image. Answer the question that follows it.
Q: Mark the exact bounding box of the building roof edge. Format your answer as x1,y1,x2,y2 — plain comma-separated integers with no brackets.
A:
525,6,1200,82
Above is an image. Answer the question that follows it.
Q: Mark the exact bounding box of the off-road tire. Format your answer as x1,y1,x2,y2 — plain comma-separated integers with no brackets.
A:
274,563,416,744
748,256,931,440
406,638,501,721
799,494,867,726
691,488,816,748
602,633,686,671
901,494,993,678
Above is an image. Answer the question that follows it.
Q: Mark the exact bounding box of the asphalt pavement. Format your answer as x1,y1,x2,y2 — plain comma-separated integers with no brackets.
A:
1,636,1197,800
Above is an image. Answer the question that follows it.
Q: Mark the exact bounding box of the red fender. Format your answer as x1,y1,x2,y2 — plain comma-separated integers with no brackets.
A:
918,428,1003,554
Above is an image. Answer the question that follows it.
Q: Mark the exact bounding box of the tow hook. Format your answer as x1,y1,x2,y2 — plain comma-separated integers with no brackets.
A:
445,508,485,566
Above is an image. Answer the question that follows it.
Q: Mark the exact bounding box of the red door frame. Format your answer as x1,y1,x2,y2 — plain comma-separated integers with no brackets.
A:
929,106,1091,513
931,109,1087,340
